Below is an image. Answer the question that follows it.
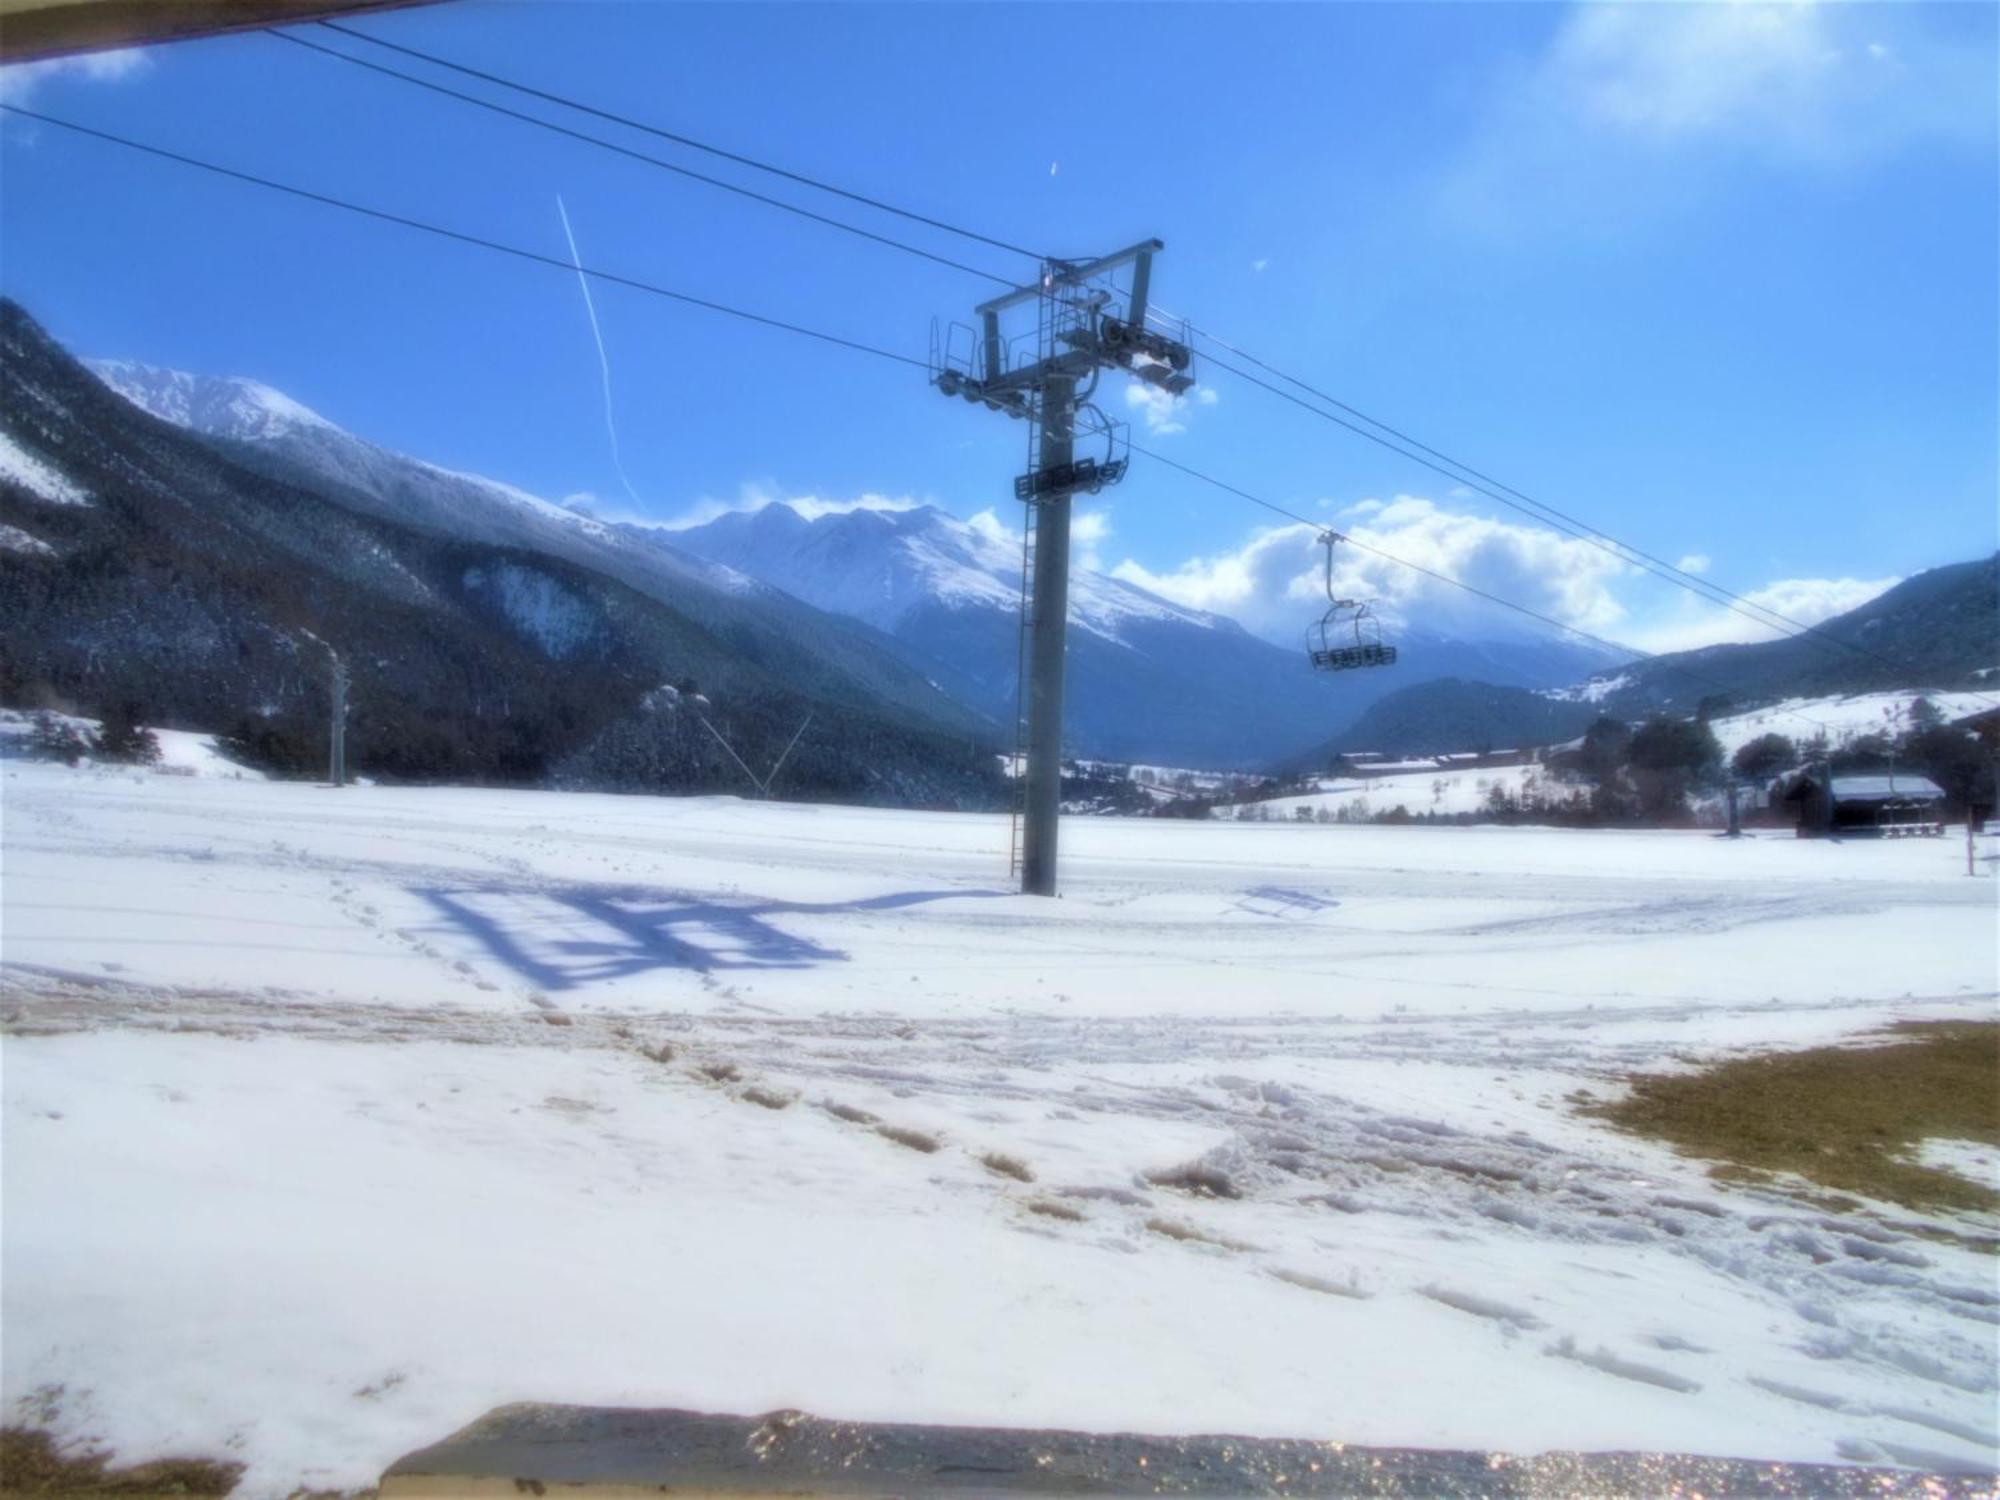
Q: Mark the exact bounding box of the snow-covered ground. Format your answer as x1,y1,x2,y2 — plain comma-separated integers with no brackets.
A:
3,761,1997,1493
0,709,268,780
1705,691,1996,762
1256,763,1549,820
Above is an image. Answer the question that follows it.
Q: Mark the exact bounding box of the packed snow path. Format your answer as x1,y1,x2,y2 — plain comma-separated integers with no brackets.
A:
2,762,1996,1494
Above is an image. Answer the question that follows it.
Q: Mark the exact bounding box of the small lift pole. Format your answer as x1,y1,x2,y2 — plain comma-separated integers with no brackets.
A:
931,242,1193,895
329,651,348,788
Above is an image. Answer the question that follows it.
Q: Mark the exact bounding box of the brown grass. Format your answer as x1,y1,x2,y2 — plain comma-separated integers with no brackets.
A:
739,1086,793,1111
0,1429,241,1498
1146,1163,1242,1200
979,1152,1035,1183
1023,1198,1084,1222
695,1061,740,1084
874,1124,941,1154
822,1102,877,1125
1590,1021,1999,1217
1143,1216,1257,1252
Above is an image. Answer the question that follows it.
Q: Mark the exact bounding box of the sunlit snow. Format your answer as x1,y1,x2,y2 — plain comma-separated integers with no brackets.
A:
0,429,91,506
3,763,1995,1493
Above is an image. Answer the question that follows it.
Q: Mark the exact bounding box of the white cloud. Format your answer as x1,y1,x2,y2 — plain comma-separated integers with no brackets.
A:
1072,508,1113,571
1677,553,1712,575
1549,3,1850,145
1112,494,1633,647
0,48,150,106
1111,494,1905,658
960,506,1109,568
966,506,1017,546
1445,2,1993,229
1251,258,1269,273
1123,378,1215,436
1628,573,1899,652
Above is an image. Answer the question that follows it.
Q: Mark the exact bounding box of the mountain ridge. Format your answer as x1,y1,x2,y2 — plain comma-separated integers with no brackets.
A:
2,300,1002,804
671,499,1628,768
83,351,1642,771
1278,557,1999,762
86,357,992,744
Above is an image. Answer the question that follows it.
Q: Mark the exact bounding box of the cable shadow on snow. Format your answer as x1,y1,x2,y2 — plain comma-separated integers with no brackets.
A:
412,883,999,992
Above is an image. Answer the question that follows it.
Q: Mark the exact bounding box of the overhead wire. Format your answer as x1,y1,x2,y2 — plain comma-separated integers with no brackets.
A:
1188,342,1842,649
311,17,1052,264
0,104,931,373
266,29,1019,288
1126,439,1843,740
1159,311,1995,705
277,19,1979,704
0,103,1920,742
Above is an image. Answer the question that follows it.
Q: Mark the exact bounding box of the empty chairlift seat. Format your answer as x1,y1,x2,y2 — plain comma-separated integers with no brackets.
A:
1306,531,1398,673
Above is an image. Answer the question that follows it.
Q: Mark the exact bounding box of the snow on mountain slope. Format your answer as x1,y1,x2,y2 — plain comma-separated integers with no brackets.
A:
81,354,1614,769
673,500,1631,769
0,709,266,779
672,499,1216,647
673,500,1358,766
89,358,623,550
81,358,990,740
0,428,92,506
1705,689,1999,760
89,360,335,443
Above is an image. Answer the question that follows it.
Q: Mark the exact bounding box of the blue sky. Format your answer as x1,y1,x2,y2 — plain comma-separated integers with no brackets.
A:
2,1,1993,651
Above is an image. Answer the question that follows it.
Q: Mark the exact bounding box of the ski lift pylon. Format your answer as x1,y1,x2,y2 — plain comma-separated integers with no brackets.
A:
1307,531,1397,672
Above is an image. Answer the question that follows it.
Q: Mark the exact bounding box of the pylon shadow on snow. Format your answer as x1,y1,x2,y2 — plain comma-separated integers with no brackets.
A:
413,884,999,992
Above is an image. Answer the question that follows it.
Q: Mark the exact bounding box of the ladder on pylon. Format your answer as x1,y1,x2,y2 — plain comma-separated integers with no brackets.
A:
1006,503,1037,879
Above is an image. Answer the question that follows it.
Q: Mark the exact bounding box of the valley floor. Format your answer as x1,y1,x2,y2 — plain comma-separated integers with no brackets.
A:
2,762,1996,1493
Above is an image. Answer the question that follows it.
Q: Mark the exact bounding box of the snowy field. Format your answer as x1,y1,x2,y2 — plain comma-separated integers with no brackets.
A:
1257,763,1547,820
0,709,268,781
3,760,1997,1493
1706,690,1999,761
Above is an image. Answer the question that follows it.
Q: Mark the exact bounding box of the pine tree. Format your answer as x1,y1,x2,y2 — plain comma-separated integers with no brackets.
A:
95,702,161,765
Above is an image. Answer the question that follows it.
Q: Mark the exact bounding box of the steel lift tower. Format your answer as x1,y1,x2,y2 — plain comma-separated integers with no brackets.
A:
933,241,1193,895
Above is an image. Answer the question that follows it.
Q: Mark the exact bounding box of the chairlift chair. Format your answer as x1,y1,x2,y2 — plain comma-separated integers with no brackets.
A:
1307,532,1398,672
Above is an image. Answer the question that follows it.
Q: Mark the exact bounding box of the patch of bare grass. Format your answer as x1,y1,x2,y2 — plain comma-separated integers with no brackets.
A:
1590,1021,1999,1218
822,1101,877,1125
875,1124,941,1154
740,1086,794,1111
1,1429,241,1498
1023,1198,1084,1222
694,1061,740,1084
979,1152,1034,1183
1147,1163,1242,1199
1144,1216,1256,1252
1270,1267,1372,1300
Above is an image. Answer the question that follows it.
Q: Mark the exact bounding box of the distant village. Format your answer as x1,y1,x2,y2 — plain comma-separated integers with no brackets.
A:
1060,693,1996,839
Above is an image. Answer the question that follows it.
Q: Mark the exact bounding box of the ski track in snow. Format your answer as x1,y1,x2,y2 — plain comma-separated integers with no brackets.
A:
2,762,1996,1493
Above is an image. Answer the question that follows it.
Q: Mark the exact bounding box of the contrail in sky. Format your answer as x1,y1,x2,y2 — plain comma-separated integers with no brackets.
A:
556,194,645,511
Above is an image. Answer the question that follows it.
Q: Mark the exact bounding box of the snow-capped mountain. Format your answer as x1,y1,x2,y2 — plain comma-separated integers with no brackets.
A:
672,501,1627,768
89,358,667,573
676,500,1223,647
85,358,987,741
1,301,1000,804
85,354,1622,769
87,361,336,444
